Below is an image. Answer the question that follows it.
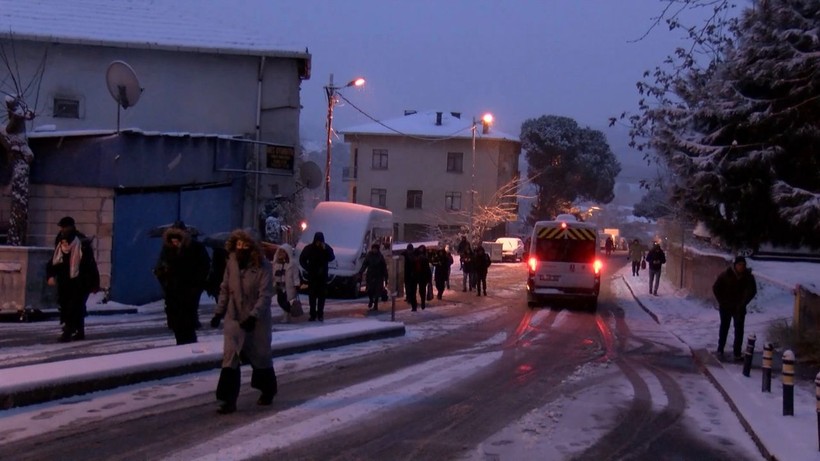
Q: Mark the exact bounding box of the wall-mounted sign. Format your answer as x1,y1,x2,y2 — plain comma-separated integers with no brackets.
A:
265,145,295,171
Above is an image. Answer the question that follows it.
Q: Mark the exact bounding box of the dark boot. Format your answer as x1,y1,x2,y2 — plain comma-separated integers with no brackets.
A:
251,367,278,405
215,367,241,414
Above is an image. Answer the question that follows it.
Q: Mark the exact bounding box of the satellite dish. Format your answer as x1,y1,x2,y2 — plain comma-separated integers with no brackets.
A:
106,61,143,109
300,161,323,190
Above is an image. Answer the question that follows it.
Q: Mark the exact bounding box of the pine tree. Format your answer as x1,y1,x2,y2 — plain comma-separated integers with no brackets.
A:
521,115,620,223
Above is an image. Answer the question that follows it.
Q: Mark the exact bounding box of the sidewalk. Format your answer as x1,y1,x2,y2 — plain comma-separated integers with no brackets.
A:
620,266,819,461
0,319,405,410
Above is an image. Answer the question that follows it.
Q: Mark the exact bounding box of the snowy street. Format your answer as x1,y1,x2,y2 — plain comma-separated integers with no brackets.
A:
0,256,769,460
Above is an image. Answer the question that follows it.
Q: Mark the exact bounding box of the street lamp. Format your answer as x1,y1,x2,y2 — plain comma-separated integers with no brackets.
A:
324,74,365,201
469,113,493,239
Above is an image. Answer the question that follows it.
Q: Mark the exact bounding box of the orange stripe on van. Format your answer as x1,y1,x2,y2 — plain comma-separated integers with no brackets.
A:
536,227,596,240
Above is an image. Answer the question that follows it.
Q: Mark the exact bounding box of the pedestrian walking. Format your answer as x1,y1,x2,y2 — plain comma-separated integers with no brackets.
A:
209,230,277,414
46,217,100,342
474,245,492,296
272,244,301,323
403,244,418,311
605,236,614,257
414,245,432,310
298,231,335,321
153,222,211,345
628,238,645,276
460,246,475,292
359,244,388,312
645,242,666,296
713,256,758,361
432,246,453,300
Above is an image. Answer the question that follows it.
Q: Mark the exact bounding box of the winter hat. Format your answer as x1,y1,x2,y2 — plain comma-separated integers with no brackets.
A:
733,256,747,266
313,232,325,244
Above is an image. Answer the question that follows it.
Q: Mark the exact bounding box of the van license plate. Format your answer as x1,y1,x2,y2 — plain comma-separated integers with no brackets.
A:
540,274,560,282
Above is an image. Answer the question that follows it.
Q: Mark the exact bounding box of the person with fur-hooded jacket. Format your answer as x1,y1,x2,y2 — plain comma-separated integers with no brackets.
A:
209,229,276,414
272,243,301,322
153,223,210,345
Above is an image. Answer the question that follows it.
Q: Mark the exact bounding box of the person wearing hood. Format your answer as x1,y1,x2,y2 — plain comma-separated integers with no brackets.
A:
153,222,210,344
209,229,276,414
645,242,667,296
712,256,758,361
299,231,336,321
272,243,301,322
46,221,100,342
358,243,388,312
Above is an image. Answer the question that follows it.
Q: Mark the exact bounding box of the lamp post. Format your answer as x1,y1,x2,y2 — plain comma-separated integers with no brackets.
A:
469,113,493,239
324,73,365,201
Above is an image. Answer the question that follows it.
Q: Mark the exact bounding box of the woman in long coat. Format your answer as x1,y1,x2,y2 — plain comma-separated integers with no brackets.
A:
272,243,301,322
46,230,99,342
209,230,276,414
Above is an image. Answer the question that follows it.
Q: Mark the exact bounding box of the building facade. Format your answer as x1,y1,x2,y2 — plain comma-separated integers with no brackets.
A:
341,111,521,242
0,2,310,304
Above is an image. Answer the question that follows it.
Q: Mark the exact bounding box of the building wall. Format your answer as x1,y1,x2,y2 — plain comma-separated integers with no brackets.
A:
346,134,519,242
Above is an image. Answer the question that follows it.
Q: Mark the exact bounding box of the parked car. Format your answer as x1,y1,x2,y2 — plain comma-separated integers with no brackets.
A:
495,237,525,262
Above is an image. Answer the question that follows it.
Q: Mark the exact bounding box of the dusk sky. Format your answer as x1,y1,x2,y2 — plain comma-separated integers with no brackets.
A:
243,0,720,162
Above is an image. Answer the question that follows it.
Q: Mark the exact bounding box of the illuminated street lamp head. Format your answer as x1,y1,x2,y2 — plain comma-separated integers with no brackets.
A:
346,77,366,88
481,113,493,134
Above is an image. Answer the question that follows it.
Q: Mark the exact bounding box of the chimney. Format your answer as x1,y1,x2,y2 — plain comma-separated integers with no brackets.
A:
404,110,417,116
435,112,442,125
450,112,461,119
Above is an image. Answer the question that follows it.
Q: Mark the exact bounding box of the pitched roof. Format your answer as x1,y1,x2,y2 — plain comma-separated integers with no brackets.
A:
340,110,519,143
0,0,310,61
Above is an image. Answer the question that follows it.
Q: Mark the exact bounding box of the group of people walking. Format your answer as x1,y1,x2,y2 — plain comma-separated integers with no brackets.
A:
456,236,492,296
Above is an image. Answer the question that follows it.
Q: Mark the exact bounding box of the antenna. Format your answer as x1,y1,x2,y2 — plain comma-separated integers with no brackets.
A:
105,61,143,132
300,161,323,190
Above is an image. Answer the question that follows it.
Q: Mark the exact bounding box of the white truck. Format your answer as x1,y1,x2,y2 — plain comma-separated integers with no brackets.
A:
295,201,393,298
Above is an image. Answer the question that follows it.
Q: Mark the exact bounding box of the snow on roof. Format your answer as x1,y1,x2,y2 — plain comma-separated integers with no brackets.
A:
0,0,310,61
27,127,247,141
340,110,520,143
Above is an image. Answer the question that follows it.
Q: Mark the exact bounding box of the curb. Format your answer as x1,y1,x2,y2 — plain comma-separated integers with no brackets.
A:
620,275,775,461
0,321,405,410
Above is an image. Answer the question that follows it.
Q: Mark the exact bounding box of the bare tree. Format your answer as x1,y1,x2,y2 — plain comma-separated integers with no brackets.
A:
0,38,47,245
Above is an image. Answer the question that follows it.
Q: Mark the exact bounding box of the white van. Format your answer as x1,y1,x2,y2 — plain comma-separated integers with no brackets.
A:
526,214,602,311
295,201,393,298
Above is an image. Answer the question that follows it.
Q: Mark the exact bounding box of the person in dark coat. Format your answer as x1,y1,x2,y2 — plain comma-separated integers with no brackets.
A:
403,244,418,311
432,246,453,300
299,231,336,321
712,256,758,360
47,219,100,342
645,242,666,296
474,245,492,296
358,244,388,312
414,245,432,310
210,230,276,414
460,246,475,292
153,223,211,345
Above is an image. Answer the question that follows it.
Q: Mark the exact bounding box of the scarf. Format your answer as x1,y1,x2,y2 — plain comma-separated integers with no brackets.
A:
53,237,82,279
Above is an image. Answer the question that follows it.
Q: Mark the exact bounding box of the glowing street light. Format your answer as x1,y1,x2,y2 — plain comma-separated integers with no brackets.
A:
469,112,493,237
324,74,365,201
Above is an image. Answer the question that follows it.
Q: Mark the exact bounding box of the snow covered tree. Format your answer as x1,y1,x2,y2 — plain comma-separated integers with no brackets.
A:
521,115,621,223
616,0,820,250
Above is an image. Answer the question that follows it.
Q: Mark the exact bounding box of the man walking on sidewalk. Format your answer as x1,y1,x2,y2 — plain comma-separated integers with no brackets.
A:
645,242,666,296
712,256,758,361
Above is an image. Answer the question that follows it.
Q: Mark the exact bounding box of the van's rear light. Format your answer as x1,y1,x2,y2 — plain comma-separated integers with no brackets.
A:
593,259,603,275
528,257,538,272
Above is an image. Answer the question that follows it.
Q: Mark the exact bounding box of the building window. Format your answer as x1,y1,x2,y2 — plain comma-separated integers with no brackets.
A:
371,188,387,208
372,149,388,170
445,192,462,211
53,98,80,118
447,152,463,173
406,190,423,209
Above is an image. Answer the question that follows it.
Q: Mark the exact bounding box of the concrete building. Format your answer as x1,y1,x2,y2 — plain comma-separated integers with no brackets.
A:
0,1,310,304
341,110,521,242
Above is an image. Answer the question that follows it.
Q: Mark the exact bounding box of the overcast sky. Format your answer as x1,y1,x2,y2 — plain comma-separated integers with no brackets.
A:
243,0,714,157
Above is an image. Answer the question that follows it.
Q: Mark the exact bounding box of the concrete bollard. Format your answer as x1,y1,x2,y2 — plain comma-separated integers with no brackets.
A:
742,333,756,377
761,343,773,392
816,371,820,451
783,350,795,416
